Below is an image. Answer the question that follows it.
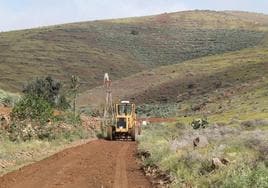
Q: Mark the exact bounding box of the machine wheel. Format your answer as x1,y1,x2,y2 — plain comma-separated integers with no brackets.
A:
107,126,113,140
131,126,138,141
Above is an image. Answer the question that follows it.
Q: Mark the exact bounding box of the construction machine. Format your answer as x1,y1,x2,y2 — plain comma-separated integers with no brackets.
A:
103,73,140,141
107,100,139,140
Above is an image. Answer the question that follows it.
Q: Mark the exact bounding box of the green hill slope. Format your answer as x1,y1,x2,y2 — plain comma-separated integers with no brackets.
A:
0,10,267,92
78,34,268,119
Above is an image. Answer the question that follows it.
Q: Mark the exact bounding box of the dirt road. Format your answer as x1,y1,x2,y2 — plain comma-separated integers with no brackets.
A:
0,140,152,188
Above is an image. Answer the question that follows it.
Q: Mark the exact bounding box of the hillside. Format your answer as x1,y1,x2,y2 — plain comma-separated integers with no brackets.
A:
0,10,267,92
78,33,268,118
225,11,268,26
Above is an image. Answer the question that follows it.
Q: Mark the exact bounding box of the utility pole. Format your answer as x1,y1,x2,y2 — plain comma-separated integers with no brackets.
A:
70,75,80,117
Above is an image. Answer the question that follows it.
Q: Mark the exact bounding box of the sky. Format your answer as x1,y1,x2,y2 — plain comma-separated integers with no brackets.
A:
0,0,268,31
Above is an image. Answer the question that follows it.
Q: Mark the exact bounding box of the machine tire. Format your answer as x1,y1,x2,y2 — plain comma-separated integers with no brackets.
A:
131,126,139,141
107,126,113,141
131,128,135,141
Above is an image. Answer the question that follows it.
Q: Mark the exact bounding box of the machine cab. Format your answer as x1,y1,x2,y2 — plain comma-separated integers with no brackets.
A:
115,101,136,132
116,101,134,116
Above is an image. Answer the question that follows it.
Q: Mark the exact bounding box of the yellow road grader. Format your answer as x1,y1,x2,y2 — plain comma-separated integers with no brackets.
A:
107,101,140,141
103,73,140,141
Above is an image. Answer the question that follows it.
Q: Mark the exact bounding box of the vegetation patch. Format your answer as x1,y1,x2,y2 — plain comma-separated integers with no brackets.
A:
137,103,179,118
138,120,268,187
0,76,95,175
0,89,18,107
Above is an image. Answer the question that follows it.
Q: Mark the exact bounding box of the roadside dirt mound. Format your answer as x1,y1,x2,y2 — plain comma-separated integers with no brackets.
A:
0,107,11,129
0,107,11,115
81,115,101,131
0,140,152,188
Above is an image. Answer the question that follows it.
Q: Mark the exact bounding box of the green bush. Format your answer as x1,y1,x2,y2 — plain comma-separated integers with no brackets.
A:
219,163,268,188
191,118,209,129
23,76,69,110
11,95,53,123
0,89,18,107
5,76,88,142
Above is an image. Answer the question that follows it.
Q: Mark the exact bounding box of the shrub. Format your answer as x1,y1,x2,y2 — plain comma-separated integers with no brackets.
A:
23,76,69,110
5,76,88,142
11,95,53,123
191,118,209,129
130,30,139,35
0,89,18,107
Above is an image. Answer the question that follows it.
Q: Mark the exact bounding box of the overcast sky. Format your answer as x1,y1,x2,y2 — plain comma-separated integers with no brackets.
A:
0,0,268,31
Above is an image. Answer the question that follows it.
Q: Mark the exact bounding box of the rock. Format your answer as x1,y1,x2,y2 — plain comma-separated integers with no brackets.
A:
142,121,147,126
212,157,230,169
193,137,200,147
193,136,209,148
212,158,223,169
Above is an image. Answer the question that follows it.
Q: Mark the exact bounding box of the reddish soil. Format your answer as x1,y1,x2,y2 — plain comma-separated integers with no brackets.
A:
0,140,152,188
0,107,11,116
139,117,177,123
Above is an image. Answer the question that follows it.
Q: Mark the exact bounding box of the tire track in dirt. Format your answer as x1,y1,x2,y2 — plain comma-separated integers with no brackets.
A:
0,140,151,188
113,144,129,188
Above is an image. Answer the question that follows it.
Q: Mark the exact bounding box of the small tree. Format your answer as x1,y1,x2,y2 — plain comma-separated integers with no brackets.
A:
12,76,70,123
23,76,69,110
70,75,80,117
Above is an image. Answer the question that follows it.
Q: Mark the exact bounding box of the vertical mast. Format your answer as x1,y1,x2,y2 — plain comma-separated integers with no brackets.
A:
103,73,114,125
